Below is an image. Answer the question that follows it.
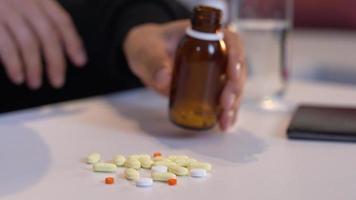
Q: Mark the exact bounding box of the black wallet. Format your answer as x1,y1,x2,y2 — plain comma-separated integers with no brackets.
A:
287,105,356,142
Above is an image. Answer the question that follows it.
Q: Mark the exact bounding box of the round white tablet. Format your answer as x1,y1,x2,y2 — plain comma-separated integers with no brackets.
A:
136,178,153,187
151,165,168,173
190,169,207,178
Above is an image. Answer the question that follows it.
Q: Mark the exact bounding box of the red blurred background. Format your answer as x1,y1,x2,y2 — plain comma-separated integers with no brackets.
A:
295,0,356,29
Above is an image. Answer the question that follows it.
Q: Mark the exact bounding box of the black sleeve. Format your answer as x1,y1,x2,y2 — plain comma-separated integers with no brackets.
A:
0,0,191,113
60,0,191,91
94,0,191,90
103,0,191,48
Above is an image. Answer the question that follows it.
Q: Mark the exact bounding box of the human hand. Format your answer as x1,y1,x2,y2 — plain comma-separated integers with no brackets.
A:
0,0,87,89
124,20,246,131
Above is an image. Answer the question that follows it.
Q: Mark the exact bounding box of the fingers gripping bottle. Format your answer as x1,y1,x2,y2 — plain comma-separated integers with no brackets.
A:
169,5,228,130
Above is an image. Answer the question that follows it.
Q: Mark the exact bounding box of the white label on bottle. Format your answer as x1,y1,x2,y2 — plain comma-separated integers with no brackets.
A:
186,28,224,41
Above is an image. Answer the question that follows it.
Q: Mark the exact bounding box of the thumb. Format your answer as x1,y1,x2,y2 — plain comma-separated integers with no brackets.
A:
143,43,173,95
161,20,190,39
152,58,172,93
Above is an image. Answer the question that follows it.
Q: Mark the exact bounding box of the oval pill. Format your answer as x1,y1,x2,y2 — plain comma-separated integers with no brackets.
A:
93,163,117,172
152,172,176,182
129,154,151,160
151,165,168,173
105,177,115,184
168,155,189,162
154,160,176,167
87,152,101,164
168,178,177,186
125,158,141,169
168,165,189,176
125,168,140,181
139,157,154,169
136,178,153,187
190,169,207,178
188,162,212,171
153,152,162,157
113,155,126,166
175,158,197,167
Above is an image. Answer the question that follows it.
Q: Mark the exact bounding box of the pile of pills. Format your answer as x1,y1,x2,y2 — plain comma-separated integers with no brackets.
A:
86,152,212,187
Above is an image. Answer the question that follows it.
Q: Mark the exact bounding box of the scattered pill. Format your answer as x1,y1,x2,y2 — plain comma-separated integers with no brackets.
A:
151,165,168,173
136,178,153,187
188,162,212,171
153,152,162,157
139,157,154,169
167,178,177,186
174,158,197,167
105,177,115,184
190,169,207,178
93,163,117,173
125,158,141,169
129,154,151,160
86,153,213,187
168,155,189,162
154,160,176,167
87,152,101,164
168,165,189,176
113,155,126,166
125,168,140,181
152,172,176,182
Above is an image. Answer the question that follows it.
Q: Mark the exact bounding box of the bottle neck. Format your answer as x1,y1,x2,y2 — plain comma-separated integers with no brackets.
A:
191,21,221,33
191,6,222,33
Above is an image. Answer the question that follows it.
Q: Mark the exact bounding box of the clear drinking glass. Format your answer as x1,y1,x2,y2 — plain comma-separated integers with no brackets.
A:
229,0,293,111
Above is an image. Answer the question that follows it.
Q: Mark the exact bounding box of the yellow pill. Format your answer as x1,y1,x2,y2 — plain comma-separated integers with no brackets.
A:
87,152,101,164
188,162,212,171
113,155,126,166
174,158,197,167
129,154,151,160
139,157,154,169
154,160,176,167
168,155,190,162
93,163,117,172
125,168,140,181
168,165,189,176
152,172,176,182
125,158,141,169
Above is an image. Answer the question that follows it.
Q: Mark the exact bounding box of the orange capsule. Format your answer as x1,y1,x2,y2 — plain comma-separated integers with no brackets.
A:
167,178,177,186
153,152,162,157
105,177,115,184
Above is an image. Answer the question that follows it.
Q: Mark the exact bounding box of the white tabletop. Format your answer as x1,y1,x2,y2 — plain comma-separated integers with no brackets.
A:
1,79,356,200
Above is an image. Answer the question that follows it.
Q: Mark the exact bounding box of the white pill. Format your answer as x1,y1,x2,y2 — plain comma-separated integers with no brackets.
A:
190,169,207,178
136,178,153,187
87,152,101,164
151,165,168,173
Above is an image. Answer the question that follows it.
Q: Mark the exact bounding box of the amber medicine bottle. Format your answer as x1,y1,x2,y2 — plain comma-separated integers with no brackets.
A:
169,5,228,130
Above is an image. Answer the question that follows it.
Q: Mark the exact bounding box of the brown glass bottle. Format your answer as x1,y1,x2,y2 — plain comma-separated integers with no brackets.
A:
169,5,228,130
